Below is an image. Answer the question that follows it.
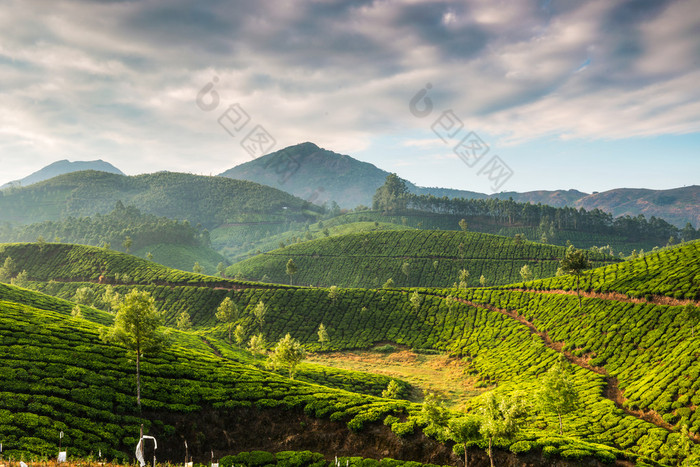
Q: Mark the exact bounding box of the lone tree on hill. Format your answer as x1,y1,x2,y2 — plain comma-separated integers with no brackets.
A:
536,357,580,435
286,258,298,285
459,218,468,232
449,415,482,467
373,173,408,212
252,301,267,333
176,310,192,331
216,297,240,343
122,236,132,254
560,247,591,311
480,392,527,467
519,264,533,282
317,323,330,349
100,289,168,407
271,333,307,379
193,262,204,274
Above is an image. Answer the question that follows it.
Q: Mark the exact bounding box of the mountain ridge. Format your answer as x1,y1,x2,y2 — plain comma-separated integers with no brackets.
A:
1,158,124,190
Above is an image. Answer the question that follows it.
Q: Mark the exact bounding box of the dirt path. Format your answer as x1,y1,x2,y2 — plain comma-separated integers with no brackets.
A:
506,287,700,307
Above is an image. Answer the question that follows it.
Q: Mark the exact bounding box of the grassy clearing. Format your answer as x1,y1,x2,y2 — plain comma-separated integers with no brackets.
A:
307,346,486,408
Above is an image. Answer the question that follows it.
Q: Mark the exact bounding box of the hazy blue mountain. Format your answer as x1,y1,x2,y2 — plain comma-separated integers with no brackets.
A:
1,159,124,189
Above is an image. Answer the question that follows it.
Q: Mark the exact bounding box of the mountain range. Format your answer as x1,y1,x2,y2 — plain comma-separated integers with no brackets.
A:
3,144,697,228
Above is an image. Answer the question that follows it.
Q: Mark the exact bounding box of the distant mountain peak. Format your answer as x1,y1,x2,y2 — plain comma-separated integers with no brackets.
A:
1,159,124,190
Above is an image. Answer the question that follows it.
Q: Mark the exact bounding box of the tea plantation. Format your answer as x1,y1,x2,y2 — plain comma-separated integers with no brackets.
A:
1,241,699,465
226,230,617,288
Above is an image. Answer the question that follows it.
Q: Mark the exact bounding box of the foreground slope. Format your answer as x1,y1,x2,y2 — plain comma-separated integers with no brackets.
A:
4,243,694,464
226,230,617,287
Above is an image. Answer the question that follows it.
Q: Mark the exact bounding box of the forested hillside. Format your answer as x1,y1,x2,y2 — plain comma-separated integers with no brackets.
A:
0,170,322,228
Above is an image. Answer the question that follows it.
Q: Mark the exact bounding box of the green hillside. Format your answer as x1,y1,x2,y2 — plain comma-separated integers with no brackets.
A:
0,170,321,228
2,242,699,464
213,220,412,263
518,239,700,300
226,230,618,288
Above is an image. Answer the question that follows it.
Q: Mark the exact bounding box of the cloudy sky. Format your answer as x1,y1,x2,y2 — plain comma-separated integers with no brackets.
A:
1,0,699,194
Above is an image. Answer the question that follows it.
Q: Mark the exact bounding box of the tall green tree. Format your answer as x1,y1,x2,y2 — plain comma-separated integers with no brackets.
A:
0,256,18,282
270,333,306,379
252,301,267,333
317,323,330,349
216,262,226,277
480,393,527,467
373,173,408,212
560,247,591,311
216,297,240,343
193,262,204,274
176,310,192,331
122,236,133,254
449,416,482,467
410,290,422,312
234,324,246,348
401,262,411,284
519,264,533,282
458,269,470,289
100,290,168,407
286,258,298,285
536,358,580,435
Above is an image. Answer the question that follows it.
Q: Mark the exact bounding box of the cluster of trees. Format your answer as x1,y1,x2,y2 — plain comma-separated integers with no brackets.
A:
419,358,580,467
372,175,698,244
0,202,208,252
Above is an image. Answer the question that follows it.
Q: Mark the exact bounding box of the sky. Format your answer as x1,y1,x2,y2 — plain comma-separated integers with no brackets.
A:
1,0,699,194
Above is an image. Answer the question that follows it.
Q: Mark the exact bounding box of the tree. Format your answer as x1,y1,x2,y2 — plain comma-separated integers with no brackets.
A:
252,301,267,333
519,264,533,282
513,233,524,245
401,262,410,284
0,256,18,282
317,323,330,349
536,358,580,435
286,258,298,285
146,252,154,261
234,324,246,348
123,236,133,254
383,278,394,289
193,262,204,274
458,269,470,289
248,333,266,355
449,416,481,467
682,304,700,338
71,304,83,319
73,286,96,306
410,290,422,312
373,173,408,212
216,297,239,343
101,285,120,313
328,285,338,302
433,260,439,270
445,295,457,313
100,290,168,407
217,262,226,277
559,247,592,311
270,333,306,379
458,219,468,232
176,310,192,331
382,380,401,399
479,275,486,287
11,270,29,288
422,392,450,433
480,392,527,467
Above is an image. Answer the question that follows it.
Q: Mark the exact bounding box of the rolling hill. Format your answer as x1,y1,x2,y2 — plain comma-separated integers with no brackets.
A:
225,230,618,288
0,170,322,228
0,159,124,190
1,241,699,465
